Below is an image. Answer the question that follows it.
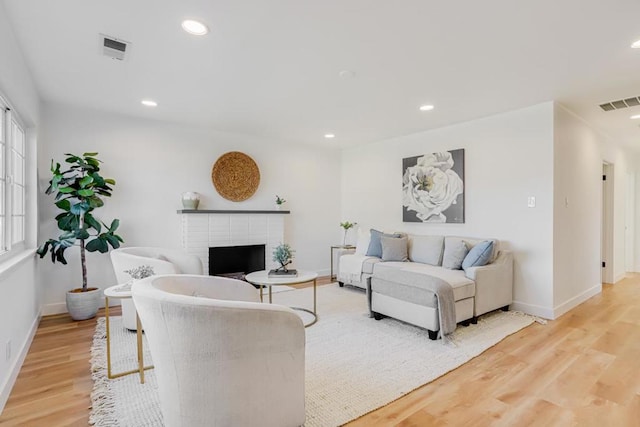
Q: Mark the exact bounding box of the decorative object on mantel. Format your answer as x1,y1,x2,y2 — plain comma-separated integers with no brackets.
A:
181,192,200,209
339,221,357,246
211,151,260,202
402,149,465,223
275,195,286,210
269,243,297,277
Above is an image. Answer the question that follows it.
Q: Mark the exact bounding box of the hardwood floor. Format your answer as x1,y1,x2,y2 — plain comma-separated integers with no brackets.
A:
1,275,639,426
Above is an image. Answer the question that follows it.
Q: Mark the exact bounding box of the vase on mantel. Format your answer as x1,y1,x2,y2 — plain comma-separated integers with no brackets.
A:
182,192,200,210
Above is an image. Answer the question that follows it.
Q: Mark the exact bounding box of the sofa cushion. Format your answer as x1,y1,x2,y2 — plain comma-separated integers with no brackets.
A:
373,262,475,302
354,228,371,255
462,240,494,270
381,235,408,262
366,229,401,258
442,240,468,270
408,235,444,266
443,236,499,263
362,257,383,274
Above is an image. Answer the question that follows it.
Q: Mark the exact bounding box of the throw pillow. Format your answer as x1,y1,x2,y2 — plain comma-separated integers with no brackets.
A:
442,241,468,270
366,229,401,258
462,240,494,270
381,236,408,262
409,235,445,266
354,228,371,255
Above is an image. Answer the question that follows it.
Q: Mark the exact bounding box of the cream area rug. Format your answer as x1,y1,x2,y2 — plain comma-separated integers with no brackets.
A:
89,284,535,427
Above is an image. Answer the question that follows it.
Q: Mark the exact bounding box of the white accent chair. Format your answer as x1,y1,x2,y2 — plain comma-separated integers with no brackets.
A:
132,274,306,427
110,247,203,330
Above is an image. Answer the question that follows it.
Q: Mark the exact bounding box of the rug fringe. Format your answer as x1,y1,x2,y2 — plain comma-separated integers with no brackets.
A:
89,318,120,426
506,309,548,325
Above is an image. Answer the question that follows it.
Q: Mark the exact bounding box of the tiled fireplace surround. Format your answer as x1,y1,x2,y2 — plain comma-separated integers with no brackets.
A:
179,210,288,274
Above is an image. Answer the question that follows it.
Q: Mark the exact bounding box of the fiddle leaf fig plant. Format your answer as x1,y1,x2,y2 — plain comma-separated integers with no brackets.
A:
36,152,124,292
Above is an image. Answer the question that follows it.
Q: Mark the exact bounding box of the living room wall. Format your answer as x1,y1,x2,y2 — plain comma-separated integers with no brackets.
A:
37,102,341,314
341,102,556,317
553,105,637,316
0,2,41,412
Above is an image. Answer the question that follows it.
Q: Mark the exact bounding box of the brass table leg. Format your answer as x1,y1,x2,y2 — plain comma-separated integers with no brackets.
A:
105,296,112,379
330,247,334,281
137,313,144,384
313,278,317,314
269,285,273,304
259,284,263,302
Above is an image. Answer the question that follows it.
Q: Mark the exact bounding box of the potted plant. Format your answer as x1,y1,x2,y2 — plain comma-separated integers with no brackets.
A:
269,243,296,276
275,195,286,210
37,152,124,320
340,221,357,246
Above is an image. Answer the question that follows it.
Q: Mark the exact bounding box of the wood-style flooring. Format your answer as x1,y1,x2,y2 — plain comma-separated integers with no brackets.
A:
1,275,639,426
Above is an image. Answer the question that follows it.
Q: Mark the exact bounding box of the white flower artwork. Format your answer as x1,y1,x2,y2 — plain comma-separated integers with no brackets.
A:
402,149,465,223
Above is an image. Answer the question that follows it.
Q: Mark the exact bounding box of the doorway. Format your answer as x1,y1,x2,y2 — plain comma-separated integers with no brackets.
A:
601,163,614,284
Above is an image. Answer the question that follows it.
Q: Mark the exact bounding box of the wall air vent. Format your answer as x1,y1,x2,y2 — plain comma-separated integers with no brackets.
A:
599,96,640,111
99,34,131,61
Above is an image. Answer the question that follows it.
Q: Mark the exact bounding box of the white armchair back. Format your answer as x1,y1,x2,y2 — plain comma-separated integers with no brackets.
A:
110,247,203,330
132,274,306,427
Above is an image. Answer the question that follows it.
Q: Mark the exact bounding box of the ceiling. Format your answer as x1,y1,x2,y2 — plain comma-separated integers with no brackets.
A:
4,0,640,149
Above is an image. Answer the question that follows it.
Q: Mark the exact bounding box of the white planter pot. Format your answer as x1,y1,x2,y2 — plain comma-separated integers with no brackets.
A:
66,287,102,320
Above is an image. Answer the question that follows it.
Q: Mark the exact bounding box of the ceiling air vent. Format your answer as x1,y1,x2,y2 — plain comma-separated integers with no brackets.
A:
100,34,130,61
599,96,640,111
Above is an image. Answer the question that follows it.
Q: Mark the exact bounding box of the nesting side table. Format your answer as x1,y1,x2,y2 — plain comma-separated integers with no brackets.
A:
330,245,356,281
104,284,154,384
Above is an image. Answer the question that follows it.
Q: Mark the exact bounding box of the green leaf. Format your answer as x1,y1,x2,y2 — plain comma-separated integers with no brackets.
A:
88,197,104,209
58,187,75,194
84,214,101,233
55,199,71,211
105,234,121,249
109,219,120,232
75,229,90,240
79,176,93,187
70,202,89,216
104,178,116,185
83,152,99,157
86,238,108,253
77,189,94,197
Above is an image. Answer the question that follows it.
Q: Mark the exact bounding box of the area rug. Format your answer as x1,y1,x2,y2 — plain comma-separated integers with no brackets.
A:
89,283,535,427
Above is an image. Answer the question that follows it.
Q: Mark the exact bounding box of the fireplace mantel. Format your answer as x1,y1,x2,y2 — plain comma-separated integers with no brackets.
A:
177,209,290,214
180,210,286,273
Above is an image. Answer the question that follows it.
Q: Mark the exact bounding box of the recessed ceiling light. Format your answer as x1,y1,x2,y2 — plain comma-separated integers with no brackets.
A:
419,104,435,111
141,99,158,107
631,39,640,49
324,134,335,139
631,114,640,119
182,19,209,36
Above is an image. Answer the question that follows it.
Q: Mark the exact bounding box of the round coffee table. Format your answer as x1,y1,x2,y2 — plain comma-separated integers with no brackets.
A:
245,270,318,327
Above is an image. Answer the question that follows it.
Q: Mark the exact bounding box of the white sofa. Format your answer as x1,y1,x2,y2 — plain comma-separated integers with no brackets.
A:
110,247,203,330
338,233,513,339
132,274,306,427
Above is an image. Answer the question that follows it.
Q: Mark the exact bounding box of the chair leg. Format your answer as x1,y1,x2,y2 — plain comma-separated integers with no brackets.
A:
372,312,384,320
470,316,478,324
460,319,471,327
428,329,438,340
501,305,510,311
338,281,344,287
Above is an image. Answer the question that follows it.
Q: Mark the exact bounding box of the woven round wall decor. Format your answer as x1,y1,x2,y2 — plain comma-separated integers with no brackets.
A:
211,151,260,202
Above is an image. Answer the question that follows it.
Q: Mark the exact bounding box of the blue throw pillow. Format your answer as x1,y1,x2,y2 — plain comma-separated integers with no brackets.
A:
366,229,401,258
462,240,494,270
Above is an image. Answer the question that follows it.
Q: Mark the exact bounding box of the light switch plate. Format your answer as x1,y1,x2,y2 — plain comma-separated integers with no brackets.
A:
527,196,536,208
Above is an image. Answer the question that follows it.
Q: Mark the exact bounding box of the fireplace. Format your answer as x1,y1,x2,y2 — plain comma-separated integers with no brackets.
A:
209,244,266,281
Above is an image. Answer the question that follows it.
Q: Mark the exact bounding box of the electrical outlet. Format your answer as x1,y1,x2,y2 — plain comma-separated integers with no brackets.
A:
5,340,11,362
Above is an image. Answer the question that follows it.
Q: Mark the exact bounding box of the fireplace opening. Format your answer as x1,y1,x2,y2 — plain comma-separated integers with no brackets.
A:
209,244,265,282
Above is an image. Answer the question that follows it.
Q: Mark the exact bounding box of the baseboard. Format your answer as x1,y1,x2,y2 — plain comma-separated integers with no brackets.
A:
614,273,627,284
510,301,554,319
40,302,67,316
0,309,41,414
553,284,602,319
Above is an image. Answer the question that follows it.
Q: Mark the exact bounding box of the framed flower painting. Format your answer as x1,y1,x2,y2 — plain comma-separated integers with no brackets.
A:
402,149,465,223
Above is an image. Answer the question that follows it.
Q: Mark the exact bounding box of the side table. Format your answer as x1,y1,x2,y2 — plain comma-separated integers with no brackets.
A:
104,284,154,384
330,245,356,281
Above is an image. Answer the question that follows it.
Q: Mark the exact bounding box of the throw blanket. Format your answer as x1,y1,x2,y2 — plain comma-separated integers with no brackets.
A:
368,266,457,338
337,253,372,284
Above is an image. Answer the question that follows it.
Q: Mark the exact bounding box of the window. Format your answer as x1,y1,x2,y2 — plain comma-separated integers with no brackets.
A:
0,97,27,254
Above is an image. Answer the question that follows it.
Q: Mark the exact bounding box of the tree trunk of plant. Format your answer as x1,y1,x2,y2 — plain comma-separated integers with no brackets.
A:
79,215,88,292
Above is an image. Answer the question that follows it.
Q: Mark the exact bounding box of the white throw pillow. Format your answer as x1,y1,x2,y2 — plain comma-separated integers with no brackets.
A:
355,228,371,255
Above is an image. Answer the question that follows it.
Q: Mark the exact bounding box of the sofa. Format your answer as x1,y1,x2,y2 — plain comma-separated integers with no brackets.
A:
337,230,513,339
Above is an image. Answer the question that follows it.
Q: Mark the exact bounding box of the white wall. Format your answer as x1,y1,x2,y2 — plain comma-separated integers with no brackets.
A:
0,1,41,413
341,102,556,318
37,102,342,313
552,105,604,316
